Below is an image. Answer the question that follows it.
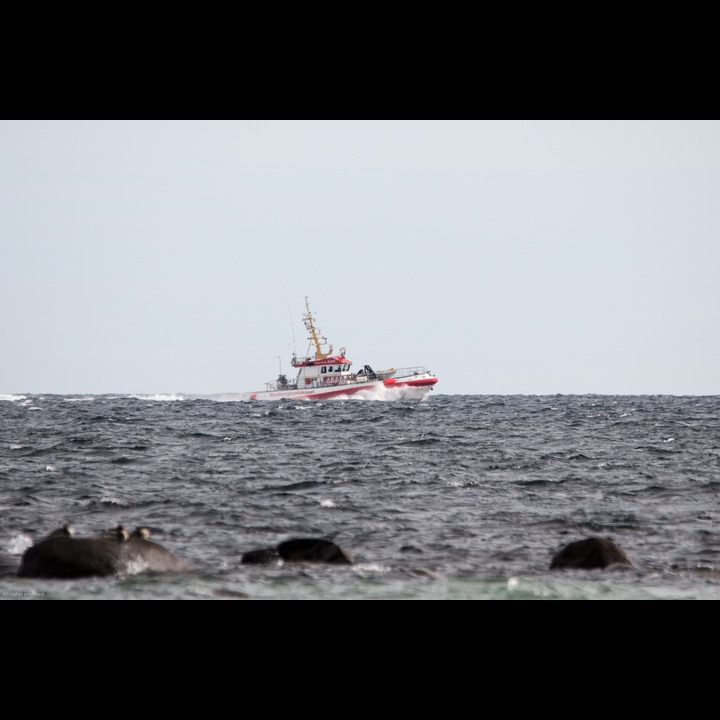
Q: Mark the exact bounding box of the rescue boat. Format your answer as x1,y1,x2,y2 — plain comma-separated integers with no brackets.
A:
242,298,438,401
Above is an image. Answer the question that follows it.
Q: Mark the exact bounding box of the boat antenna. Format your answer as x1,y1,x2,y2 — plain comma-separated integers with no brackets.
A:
290,321,297,359
277,355,282,375
284,291,297,360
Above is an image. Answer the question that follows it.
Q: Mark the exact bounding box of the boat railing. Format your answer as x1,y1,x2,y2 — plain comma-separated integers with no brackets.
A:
393,366,431,379
291,355,314,367
264,366,431,391
265,379,298,391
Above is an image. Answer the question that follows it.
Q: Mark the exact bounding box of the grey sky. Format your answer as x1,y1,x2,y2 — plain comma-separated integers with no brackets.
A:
1,120,718,396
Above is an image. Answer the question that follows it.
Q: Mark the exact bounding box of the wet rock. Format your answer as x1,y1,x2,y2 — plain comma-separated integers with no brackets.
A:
242,538,353,565
241,548,281,565
550,537,634,570
17,525,192,579
278,538,353,564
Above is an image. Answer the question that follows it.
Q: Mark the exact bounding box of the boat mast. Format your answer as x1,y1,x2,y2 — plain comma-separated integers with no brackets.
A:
303,296,333,360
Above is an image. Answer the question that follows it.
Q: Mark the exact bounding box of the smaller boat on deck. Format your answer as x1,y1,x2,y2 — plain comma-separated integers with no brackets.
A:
241,298,438,401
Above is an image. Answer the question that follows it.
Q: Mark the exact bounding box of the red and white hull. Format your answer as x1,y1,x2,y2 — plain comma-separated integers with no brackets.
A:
242,373,438,402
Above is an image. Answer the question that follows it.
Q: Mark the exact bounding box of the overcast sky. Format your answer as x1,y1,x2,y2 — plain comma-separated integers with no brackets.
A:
1,120,718,396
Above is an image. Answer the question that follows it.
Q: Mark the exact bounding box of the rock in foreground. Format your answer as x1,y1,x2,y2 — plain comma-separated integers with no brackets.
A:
550,537,634,570
242,538,353,565
17,525,192,579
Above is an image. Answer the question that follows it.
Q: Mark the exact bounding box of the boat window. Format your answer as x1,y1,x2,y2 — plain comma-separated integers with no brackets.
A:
321,366,327,374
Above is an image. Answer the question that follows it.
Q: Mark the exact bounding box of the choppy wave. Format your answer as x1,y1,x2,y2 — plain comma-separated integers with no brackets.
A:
0,395,31,405
130,393,187,402
2,393,720,599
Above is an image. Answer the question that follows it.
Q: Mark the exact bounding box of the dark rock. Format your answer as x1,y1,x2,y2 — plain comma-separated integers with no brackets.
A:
242,538,354,565
550,537,634,570
241,547,281,565
17,526,192,579
277,538,353,564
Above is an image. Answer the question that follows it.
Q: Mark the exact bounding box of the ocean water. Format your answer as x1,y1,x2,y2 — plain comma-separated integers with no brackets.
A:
1,392,719,600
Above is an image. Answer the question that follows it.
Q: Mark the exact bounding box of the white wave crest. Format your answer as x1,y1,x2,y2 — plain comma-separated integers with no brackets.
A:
186,393,249,402
130,393,186,402
350,384,432,402
7,533,33,555
100,495,131,506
